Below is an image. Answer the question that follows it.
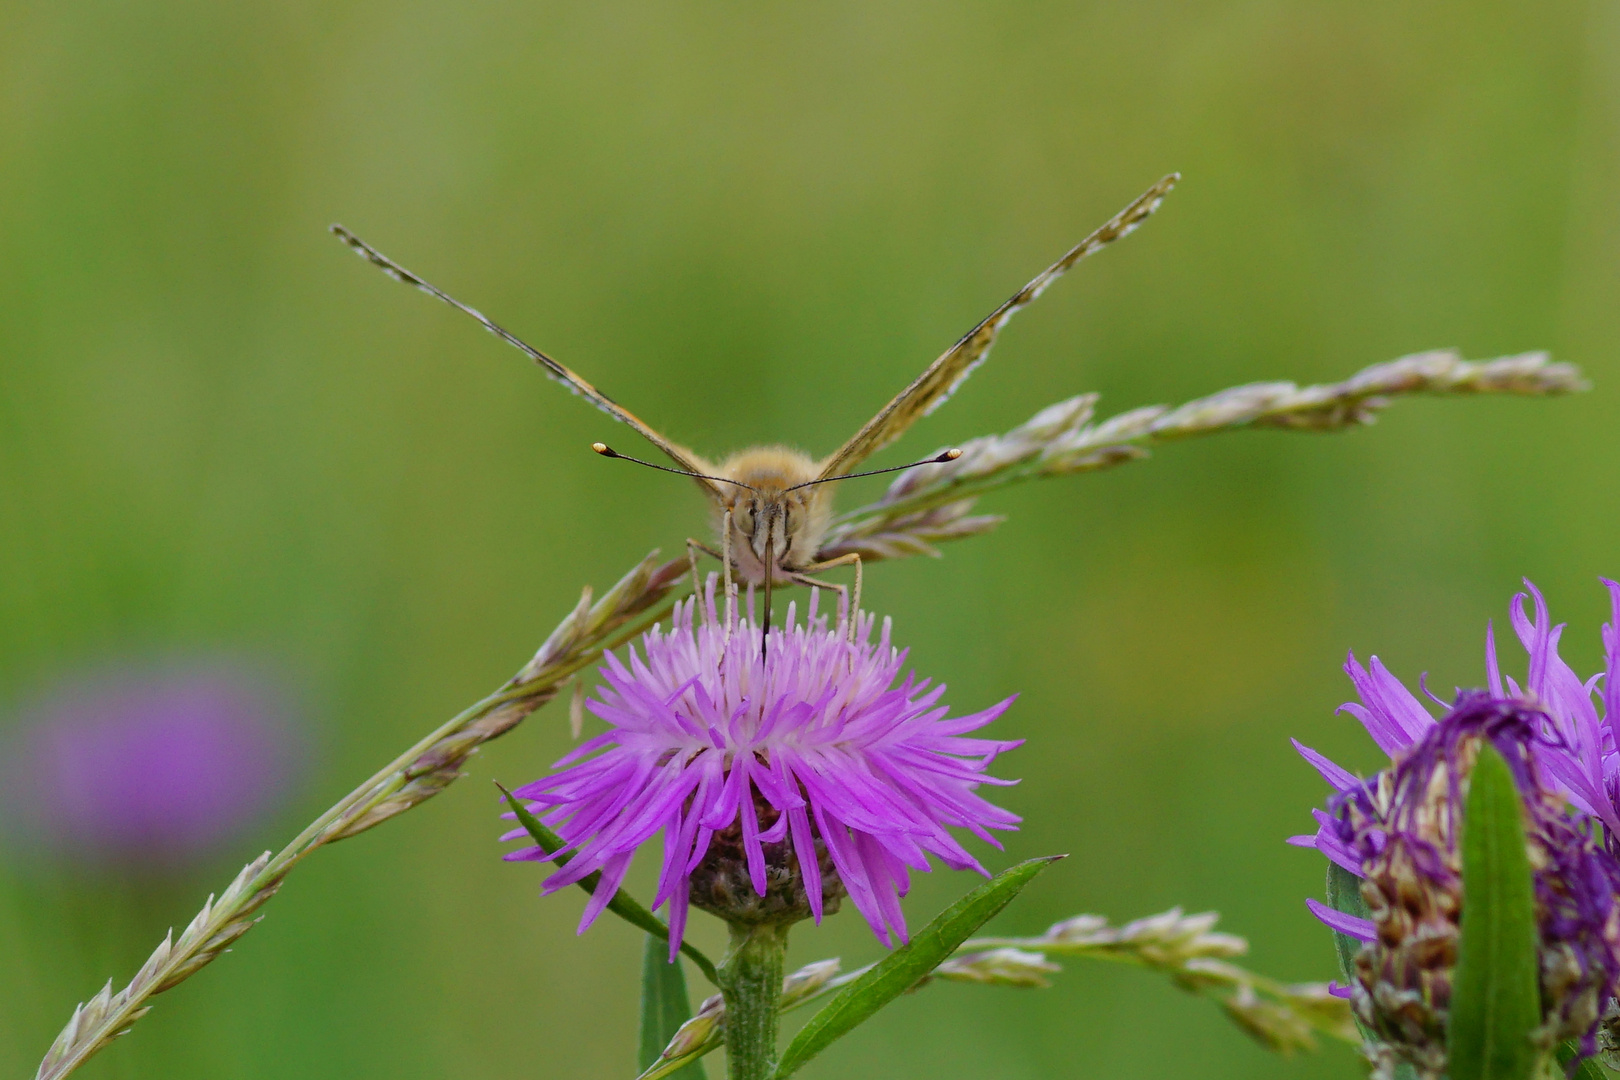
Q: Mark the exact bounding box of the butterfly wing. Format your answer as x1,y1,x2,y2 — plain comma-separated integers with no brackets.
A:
332,225,725,501
814,173,1179,481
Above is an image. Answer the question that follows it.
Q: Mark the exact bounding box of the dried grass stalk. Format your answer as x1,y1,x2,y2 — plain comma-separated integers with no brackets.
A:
823,349,1584,560
967,907,1359,1052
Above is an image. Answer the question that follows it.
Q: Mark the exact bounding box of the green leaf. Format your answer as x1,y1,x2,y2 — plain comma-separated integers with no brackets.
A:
1449,742,1542,1080
1325,860,1370,987
1558,1039,1610,1080
772,855,1063,1078
1327,821,1426,1080
496,783,720,985
640,931,707,1079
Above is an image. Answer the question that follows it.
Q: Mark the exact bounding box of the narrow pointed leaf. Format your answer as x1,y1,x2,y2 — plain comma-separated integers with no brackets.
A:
1326,860,1370,986
498,784,719,984
1449,743,1541,1080
640,932,706,1079
1557,1040,1608,1080
1327,819,1423,1080
773,855,1062,1078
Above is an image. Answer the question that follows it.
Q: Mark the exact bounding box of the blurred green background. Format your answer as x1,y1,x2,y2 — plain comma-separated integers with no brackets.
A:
2,0,1617,1076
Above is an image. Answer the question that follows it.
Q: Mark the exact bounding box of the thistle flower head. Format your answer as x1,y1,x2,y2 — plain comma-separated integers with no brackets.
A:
505,581,1021,953
1290,579,1620,1078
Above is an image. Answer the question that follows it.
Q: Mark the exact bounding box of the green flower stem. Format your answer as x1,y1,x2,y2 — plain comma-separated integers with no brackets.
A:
717,923,790,1080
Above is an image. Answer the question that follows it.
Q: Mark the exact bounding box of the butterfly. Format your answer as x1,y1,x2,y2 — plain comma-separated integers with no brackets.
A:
332,173,1177,633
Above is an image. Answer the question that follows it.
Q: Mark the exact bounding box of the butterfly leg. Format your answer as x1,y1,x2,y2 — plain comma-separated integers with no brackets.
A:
797,552,864,640
786,572,847,631
686,538,724,602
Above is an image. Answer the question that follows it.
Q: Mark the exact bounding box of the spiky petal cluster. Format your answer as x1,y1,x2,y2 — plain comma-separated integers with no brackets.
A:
505,585,1021,953
1290,579,1620,1076
1292,579,1620,878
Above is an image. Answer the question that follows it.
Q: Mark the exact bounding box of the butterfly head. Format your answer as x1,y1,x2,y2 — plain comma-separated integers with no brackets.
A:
717,447,830,578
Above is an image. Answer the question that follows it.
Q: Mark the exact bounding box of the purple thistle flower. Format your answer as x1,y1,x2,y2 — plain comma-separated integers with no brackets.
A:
0,659,303,871
1289,579,1620,1076
504,583,1021,954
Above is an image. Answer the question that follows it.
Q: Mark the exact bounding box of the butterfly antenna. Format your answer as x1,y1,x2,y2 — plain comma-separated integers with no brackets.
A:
592,444,757,491
785,449,963,492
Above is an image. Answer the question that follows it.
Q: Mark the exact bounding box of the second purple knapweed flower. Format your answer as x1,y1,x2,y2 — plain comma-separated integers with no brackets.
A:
505,583,1022,952
1290,579,1620,1077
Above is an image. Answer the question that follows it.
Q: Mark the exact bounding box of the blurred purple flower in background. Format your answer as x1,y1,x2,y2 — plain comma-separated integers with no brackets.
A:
0,658,304,872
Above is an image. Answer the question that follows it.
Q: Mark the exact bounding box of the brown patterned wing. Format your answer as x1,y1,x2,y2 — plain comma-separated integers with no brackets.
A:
331,225,725,501
815,173,1180,481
